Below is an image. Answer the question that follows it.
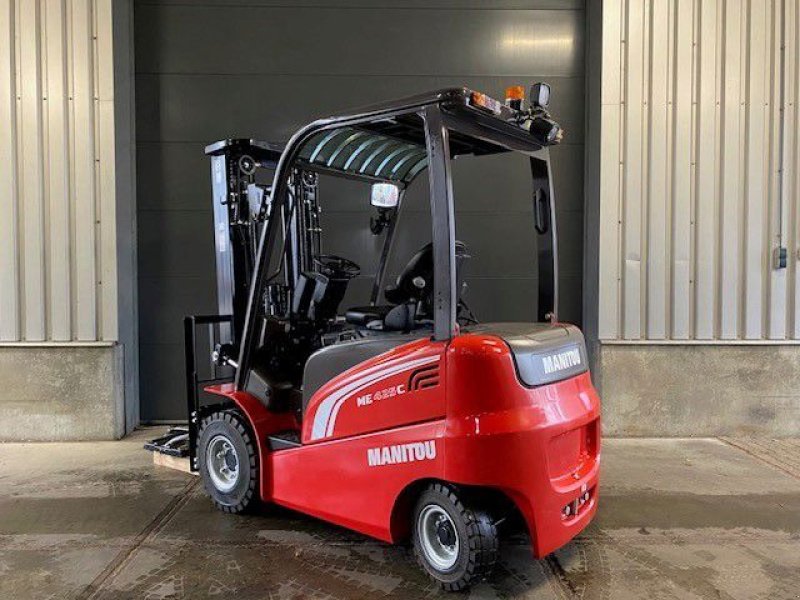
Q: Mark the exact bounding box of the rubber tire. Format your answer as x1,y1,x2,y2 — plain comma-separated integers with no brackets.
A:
412,483,498,591
197,410,259,514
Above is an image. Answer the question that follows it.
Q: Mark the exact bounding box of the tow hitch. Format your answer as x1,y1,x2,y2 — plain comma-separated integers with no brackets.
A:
562,484,592,519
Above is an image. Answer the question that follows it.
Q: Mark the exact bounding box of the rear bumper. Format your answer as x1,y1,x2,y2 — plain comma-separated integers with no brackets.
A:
443,372,600,557
517,425,599,557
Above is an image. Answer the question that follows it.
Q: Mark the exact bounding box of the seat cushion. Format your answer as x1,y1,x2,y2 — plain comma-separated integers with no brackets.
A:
345,304,394,325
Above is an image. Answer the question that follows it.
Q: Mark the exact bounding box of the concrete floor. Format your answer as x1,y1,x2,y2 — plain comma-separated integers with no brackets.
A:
1,431,799,599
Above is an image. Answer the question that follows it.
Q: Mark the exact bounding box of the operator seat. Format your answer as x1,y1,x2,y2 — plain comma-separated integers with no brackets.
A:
345,241,469,328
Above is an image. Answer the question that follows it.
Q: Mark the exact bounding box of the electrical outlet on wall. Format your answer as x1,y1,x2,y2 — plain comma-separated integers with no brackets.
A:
773,246,788,270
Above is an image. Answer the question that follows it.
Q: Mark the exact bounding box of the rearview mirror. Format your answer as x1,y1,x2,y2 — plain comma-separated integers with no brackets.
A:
370,183,399,209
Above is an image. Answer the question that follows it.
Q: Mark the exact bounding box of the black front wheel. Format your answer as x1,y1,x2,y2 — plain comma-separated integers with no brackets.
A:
412,483,498,591
197,410,259,514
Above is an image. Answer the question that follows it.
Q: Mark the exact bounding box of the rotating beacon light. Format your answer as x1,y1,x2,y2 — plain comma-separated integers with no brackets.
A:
505,85,525,111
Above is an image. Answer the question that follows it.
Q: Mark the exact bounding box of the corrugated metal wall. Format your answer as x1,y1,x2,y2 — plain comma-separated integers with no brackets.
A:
598,0,800,341
0,0,120,343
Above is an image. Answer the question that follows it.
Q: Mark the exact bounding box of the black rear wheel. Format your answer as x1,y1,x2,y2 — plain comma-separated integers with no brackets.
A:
412,483,498,591
197,410,259,514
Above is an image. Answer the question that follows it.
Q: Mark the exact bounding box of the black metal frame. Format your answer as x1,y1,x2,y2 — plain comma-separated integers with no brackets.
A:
438,110,558,322
184,314,235,470
423,105,458,341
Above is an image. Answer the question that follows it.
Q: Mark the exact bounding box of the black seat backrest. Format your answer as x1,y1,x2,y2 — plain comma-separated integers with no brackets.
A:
384,241,469,308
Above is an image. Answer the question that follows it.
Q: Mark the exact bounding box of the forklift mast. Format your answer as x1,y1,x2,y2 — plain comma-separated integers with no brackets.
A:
204,139,283,351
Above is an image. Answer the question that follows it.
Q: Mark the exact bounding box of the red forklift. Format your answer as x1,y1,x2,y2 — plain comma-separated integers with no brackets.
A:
151,85,600,590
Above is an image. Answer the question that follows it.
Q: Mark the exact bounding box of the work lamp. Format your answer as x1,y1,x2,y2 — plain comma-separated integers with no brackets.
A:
530,82,551,108
529,116,562,145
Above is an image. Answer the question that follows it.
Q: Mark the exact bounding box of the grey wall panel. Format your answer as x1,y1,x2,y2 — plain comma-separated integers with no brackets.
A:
549,146,584,213
135,1,585,420
138,211,217,279
135,75,585,144
455,214,537,278
558,273,582,325
138,341,185,420
463,278,539,323
556,213,583,278
138,276,216,345
135,1,583,9
135,5,583,76
136,142,211,211
319,211,386,278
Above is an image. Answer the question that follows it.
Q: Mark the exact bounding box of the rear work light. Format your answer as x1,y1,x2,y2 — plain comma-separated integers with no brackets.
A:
469,91,503,115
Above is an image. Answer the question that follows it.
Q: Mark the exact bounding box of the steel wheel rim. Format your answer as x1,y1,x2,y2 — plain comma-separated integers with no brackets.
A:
418,504,459,571
206,434,239,493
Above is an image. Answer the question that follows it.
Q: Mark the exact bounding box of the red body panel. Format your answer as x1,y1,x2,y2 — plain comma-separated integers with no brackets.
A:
271,420,445,541
206,328,600,557
302,338,446,444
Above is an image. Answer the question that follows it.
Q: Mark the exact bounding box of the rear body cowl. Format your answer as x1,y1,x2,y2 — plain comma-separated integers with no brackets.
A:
464,322,590,388
445,323,600,557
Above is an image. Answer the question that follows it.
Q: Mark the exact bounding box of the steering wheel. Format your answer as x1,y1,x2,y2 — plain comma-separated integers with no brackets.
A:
313,254,361,279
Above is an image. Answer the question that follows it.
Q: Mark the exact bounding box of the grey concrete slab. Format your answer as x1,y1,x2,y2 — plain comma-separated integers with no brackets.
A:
0,430,190,598
720,437,800,479
0,346,125,441
599,344,800,436
1,433,799,599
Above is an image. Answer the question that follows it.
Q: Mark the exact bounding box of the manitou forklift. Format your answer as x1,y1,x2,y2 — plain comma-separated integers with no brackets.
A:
150,85,600,590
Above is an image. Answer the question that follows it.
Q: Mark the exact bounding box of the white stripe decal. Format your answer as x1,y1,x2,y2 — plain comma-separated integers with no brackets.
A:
311,357,434,439
311,355,425,440
310,355,439,440
323,356,438,437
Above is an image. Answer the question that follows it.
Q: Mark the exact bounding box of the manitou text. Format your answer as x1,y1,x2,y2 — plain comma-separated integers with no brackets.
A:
366,441,437,467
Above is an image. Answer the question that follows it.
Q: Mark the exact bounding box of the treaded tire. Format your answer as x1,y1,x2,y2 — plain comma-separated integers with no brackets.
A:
412,483,498,591
197,410,259,514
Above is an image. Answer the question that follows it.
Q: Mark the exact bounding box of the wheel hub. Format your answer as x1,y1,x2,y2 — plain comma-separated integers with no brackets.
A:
206,434,240,493
418,504,459,571
436,521,456,546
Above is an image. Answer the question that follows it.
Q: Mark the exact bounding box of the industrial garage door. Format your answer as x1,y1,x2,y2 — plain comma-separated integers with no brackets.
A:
134,0,586,421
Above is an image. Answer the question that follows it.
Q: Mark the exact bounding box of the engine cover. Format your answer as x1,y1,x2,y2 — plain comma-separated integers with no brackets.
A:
463,323,589,387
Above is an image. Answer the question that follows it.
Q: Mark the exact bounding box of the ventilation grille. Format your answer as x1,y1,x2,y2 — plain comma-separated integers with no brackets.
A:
409,364,440,391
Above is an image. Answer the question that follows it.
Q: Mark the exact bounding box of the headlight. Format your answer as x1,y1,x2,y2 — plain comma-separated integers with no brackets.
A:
529,116,563,146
